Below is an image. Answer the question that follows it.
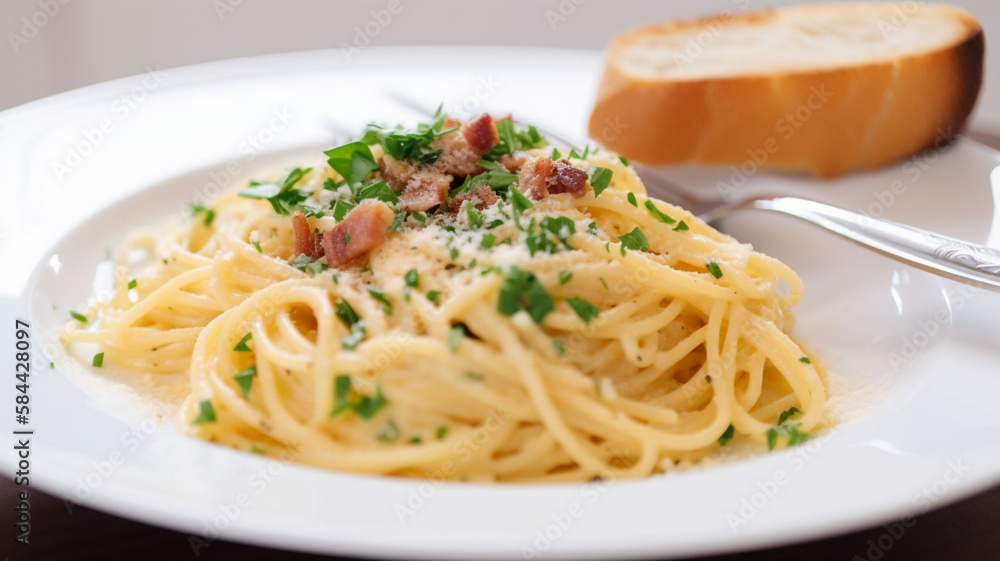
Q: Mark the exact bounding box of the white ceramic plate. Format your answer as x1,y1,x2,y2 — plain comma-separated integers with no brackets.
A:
3,47,1000,560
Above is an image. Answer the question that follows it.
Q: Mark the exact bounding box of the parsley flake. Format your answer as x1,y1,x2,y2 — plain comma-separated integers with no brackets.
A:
718,424,735,446
367,288,393,315
706,261,723,279
497,267,554,325
233,365,257,399
190,203,215,227
618,227,649,253
588,167,613,196
290,254,328,275
567,297,600,324
233,332,253,352
448,324,465,353
376,419,400,442
193,400,216,424
644,200,676,225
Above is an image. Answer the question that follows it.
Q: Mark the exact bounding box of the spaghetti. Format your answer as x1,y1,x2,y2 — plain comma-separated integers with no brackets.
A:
64,112,826,482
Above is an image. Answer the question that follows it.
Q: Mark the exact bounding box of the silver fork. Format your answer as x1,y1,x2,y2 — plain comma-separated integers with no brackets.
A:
384,91,1000,291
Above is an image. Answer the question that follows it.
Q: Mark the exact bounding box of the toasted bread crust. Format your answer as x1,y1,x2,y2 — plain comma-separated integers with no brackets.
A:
589,3,984,177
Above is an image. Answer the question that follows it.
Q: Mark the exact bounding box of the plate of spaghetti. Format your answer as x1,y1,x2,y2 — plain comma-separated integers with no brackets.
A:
4,47,1000,559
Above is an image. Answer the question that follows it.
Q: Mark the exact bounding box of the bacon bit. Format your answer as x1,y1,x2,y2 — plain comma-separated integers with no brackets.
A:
433,132,482,177
447,183,501,214
550,160,588,198
381,155,420,192
499,152,529,172
322,200,395,267
292,211,324,258
517,157,556,200
399,171,452,212
461,114,500,155
475,184,499,208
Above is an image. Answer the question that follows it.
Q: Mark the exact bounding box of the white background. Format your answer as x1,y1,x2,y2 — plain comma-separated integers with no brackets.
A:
2,0,999,132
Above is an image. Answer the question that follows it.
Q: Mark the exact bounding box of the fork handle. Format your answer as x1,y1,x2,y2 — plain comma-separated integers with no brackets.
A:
751,197,1000,291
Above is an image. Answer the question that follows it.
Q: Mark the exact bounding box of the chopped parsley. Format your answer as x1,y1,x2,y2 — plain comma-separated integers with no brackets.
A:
435,425,449,440
480,233,497,249
233,365,257,399
674,220,689,232
336,299,366,350
238,167,313,215
619,156,629,166
324,142,380,186
799,357,812,364
404,269,420,302
618,227,649,253
558,270,573,285
497,267,554,325
463,371,484,381
70,311,88,323
706,261,723,279
127,278,138,290
426,290,442,303
588,167,613,196
524,216,575,256
644,200,676,225
290,253,328,275
566,297,600,324
509,186,534,228
331,200,355,222
330,375,388,419
190,203,215,227
193,400,216,424
92,352,104,367
376,419,400,442
336,299,360,326
448,324,465,353
362,108,454,165
627,192,638,207
766,407,810,450
233,332,253,352
777,407,803,425
718,424,735,446
367,288,393,315
465,204,484,228
553,340,566,358
356,181,399,205
485,120,547,160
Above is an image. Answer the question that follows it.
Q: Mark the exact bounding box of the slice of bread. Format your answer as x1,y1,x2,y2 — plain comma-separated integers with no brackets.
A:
588,3,984,178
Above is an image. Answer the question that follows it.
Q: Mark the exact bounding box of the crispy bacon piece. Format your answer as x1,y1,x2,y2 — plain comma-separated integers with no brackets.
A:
499,152,528,172
447,184,501,214
517,157,556,200
399,171,452,212
291,211,324,259
475,184,499,208
550,160,588,198
461,114,500,155
322,200,395,267
516,157,588,200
